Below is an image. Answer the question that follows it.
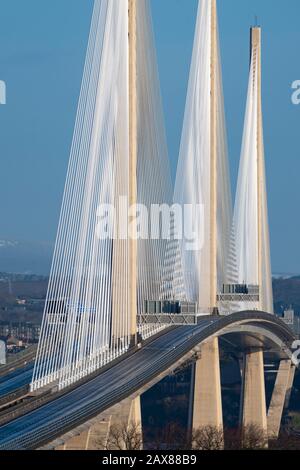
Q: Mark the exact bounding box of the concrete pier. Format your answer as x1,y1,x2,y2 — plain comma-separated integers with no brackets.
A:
56,396,142,450
267,360,294,438
240,349,267,435
192,338,223,431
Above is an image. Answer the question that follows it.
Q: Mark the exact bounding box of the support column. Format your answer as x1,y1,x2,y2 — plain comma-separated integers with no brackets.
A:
102,396,142,450
240,349,267,435
267,360,294,439
284,364,295,409
111,0,137,347
192,338,223,431
187,361,196,431
56,396,142,450
129,395,142,428
56,430,91,451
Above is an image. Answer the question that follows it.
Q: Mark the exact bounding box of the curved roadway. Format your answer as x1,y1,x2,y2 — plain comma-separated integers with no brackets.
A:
0,312,294,450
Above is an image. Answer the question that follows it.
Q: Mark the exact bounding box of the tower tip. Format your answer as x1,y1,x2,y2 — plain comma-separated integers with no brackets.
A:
252,15,260,28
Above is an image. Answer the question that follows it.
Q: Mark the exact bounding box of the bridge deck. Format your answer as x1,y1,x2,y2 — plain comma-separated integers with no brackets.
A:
0,313,294,450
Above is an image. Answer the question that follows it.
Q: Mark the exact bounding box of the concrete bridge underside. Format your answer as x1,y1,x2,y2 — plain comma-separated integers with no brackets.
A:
39,311,296,450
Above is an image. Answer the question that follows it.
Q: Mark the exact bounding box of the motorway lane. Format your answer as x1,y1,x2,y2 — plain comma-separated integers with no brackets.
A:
0,319,215,449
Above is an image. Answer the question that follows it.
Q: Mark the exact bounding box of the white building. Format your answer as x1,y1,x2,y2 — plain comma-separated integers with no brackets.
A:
0,340,6,365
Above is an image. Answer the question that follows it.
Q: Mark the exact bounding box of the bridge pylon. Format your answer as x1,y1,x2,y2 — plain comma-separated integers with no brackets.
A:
233,24,273,314
191,0,224,437
236,25,272,444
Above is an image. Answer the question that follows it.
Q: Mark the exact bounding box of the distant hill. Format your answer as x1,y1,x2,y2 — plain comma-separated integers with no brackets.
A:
0,272,48,301
273,276,300,315
0,269,299,323
0,240,52,276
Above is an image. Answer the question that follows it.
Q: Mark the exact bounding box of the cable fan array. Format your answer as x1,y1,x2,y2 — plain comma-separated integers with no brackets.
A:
31,0,131,391
31,0,174,391
173,0,233,312
31,0,274,392
136,0,174,339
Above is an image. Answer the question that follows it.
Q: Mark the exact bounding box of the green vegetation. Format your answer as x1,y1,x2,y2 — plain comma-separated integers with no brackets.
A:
290,412,300,430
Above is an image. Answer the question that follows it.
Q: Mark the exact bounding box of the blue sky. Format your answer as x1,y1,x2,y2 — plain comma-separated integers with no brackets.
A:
0,0,299,274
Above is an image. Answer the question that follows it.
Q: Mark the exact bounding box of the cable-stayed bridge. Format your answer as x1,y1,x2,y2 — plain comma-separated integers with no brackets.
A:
0,0,296,449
